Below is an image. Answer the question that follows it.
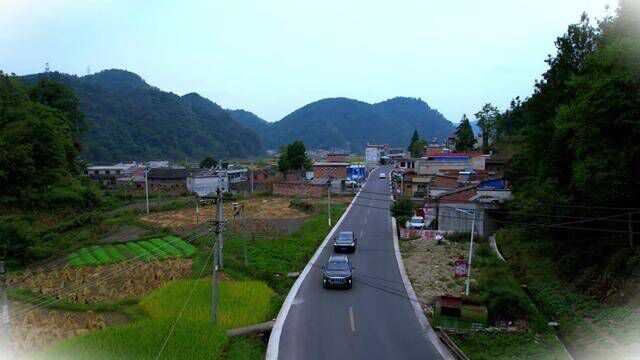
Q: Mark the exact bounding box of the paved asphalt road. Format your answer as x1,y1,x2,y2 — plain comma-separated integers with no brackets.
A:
278,166,444,360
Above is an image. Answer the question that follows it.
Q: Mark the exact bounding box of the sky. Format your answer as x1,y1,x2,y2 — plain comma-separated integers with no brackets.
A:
0,0,617,123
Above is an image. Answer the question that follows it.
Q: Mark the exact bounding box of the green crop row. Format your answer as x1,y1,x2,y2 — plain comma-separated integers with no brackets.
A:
66,237,196,266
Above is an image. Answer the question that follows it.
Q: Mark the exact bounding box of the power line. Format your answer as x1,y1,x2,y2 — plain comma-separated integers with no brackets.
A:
155,237,215,360
8,230,212,321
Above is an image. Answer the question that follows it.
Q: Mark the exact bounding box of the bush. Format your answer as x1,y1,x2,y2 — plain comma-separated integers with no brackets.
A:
476,266,534,323
390,198,414,218
289,198,314,213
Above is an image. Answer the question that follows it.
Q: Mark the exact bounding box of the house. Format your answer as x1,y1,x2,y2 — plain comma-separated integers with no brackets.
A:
115,167,146,189
365,143,389,169
425,141,444,156
427,185,512,237
251,167,276,184
326,153,348,163
147,168,191,192
186,170,228,197
485,155,510,173
85,162,139,186
147,160,170,168
312,162,349,180
395,158,415,170
386,147,406,160
222,166,248,183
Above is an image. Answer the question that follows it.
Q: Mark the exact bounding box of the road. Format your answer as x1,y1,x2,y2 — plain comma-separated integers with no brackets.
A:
275,166,445,360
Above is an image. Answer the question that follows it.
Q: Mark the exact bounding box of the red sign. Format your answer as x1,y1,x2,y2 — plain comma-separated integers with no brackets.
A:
454,259,468,278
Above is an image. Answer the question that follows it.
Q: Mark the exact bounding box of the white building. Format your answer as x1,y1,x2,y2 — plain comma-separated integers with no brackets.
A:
186,172,228,197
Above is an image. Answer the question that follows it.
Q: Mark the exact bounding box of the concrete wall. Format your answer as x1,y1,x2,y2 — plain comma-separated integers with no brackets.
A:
437,204,487,237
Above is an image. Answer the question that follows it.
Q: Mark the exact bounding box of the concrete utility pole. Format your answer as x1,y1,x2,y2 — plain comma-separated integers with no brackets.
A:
216,188,224,268
144,168,150,214
195,196,200,225
455,208,476,296
211,189,224,325
327,178,332,227
0,261,11,352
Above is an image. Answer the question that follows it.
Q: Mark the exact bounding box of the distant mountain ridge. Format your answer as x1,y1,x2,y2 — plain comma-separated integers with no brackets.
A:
232,96,455,152
19,69,455,161
20,70,264,163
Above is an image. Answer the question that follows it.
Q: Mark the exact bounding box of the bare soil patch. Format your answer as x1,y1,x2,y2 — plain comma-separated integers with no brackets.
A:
8,258,193,304
400,237,467,307
140,197,310,228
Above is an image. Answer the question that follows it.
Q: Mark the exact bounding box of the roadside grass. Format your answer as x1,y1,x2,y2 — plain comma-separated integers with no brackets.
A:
224,337,266,360
221,204,346,296
38,280,273,360
451,332,567,360
496,228,640,355
449,241,568,359
67,236,197,266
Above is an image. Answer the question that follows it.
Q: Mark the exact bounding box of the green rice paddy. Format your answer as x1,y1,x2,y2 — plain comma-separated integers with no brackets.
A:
67,236,197,266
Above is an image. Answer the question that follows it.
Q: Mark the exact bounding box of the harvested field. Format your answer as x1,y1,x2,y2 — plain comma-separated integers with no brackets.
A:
8,258,193,304
140,197,312,228
400,236,467,308
2,305,127,353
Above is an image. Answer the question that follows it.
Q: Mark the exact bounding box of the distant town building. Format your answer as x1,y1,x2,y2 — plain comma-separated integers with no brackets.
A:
365,143,389,169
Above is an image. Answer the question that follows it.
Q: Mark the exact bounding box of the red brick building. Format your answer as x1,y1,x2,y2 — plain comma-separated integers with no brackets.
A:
273,180,328,198
312,162,349,180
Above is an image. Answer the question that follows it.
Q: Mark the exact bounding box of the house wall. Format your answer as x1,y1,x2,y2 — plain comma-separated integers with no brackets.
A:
437,204,487,237
273,182,327,198
416,160,472,175
313,165,348,180
149,179,187,193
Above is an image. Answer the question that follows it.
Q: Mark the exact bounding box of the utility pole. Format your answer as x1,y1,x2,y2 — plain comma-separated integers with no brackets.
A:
0,261,11,353
250,162,254,194
216,188,224,268
144,168,150,214
195,196,200,225
453,208,476,296
211,189,224,325
327,177,332,227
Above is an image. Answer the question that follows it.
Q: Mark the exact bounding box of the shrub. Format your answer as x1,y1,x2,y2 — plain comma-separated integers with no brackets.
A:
289,198,314,213
390,197,414,218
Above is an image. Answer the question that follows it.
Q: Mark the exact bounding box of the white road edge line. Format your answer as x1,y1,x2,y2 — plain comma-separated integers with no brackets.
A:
391,210,455,359
349,306,356,332
265,171,371,360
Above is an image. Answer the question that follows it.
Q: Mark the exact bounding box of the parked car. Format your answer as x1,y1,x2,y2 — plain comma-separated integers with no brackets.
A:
322,255,354,289
407,216,426,229
379,172,386,179
333,231,357,253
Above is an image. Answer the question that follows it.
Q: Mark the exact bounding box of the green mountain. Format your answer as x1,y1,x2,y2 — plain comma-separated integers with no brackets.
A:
20,70,264,163
227,109,271,133
261,97,454,151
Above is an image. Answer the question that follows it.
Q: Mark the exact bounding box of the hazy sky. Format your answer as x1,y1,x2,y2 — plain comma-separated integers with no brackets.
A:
0,0,616,123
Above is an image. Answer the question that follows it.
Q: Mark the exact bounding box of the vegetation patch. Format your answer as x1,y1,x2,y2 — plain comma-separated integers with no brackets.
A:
38,280,273,360
67,236,196,266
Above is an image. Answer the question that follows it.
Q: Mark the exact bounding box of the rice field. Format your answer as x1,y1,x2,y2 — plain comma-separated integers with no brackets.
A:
67,236,197,266
38,280,274,359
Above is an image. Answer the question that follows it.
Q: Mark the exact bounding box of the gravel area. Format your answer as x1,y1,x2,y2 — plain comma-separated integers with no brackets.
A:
400,237,468,307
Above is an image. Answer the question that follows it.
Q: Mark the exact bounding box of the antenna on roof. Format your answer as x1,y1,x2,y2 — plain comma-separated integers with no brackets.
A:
44,62,50,73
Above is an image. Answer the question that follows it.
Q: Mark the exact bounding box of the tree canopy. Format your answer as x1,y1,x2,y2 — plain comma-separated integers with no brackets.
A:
278,140,312,173
454,115,476,152
495,1,640,295
0,73,98,209
199,156,217,169
407,129,426,158
474,103,499,154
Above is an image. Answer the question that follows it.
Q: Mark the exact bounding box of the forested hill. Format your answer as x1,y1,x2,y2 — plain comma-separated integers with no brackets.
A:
20,70,264,163
260,97,454,152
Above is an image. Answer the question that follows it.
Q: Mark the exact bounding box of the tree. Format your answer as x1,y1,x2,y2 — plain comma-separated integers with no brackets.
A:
407,129,426,158
199,156,217,169
410,139,427,158
454,115,476,152
474,103,499,154
408,129,420,152
277,140,311,173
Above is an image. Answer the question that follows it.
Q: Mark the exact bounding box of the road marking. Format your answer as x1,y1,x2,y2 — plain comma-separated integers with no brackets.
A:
363,218,368,224
349,306,356,332
359,230,364,237
367,209,370,215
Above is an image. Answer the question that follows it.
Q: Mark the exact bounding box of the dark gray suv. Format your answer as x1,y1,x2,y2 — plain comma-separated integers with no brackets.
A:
333,231,357,253
322,255,354,289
